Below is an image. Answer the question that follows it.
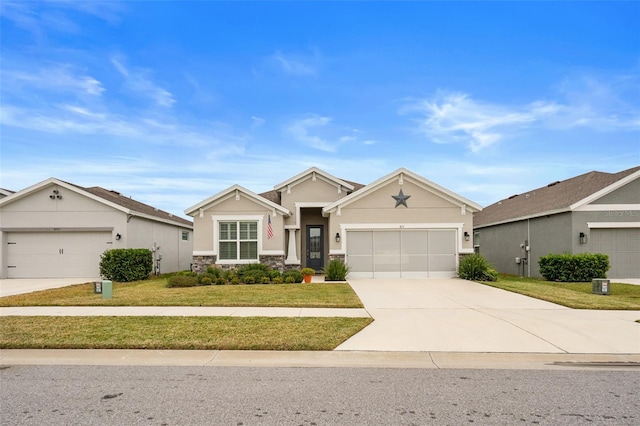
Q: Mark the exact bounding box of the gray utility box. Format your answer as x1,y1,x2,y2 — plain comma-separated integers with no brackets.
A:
592,279,610,295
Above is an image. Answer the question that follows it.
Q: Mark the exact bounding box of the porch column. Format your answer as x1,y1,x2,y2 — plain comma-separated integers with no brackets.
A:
285,228,300,265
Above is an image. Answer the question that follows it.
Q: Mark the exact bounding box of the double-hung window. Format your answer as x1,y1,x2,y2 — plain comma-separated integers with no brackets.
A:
219,221,258,260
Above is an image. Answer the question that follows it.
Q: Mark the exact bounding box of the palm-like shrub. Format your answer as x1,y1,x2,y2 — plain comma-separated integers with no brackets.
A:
324,259,350,281
458,254,498,282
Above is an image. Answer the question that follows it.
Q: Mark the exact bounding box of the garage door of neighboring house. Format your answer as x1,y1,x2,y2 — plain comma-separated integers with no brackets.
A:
346,229,457,278
590,228,640,279
6,231,112,278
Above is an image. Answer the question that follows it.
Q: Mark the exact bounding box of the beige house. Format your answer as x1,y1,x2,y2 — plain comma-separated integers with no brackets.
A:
0,178,193,279
185,167,481,278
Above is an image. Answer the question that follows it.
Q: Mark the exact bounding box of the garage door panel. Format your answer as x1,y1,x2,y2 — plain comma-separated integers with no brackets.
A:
428,230,456,253
7,232,111,278
346,228,457,278
591,228,640,279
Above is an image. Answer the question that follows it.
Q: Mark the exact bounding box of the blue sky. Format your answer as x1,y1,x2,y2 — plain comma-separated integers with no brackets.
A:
1,1,638,219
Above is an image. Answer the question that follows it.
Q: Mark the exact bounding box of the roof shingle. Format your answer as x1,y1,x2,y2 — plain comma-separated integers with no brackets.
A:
474,166,640,227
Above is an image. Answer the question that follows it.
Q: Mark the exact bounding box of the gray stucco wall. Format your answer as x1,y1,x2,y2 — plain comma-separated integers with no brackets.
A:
475,212,572,278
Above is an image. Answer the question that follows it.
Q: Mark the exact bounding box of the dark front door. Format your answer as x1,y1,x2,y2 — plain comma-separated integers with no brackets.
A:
306,225,324,272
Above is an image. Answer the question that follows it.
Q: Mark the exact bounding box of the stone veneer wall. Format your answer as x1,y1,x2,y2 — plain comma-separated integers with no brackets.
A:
328,254,346,262
191,255,288,273
191,255,217,273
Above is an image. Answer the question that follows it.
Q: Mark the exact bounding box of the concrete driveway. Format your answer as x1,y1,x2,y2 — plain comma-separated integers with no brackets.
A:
336,278,640,354
0,278,98,297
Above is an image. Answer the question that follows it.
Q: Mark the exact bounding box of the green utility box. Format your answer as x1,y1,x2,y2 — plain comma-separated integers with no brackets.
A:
102,280,113,299
592,278,610,295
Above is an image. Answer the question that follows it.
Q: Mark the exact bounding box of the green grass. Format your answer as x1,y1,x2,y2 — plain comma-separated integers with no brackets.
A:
0,316,373,350
480,275,640,310
0,276,363,308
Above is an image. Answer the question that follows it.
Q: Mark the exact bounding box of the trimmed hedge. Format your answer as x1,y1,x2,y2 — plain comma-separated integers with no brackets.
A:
166,275,199,288
99,249,153,282
538,253,610,282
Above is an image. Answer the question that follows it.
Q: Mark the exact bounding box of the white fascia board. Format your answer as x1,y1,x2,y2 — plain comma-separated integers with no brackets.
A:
0,189,14,197
128,211,193,229
323,168,482,214
0,177,131,215
570,170,640,211
587,222,640,228
273,167,354,192
473,208,570,229
574,204,640,212
184,184,290,217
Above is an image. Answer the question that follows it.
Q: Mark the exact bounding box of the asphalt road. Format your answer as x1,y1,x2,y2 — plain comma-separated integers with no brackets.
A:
1,365,638,425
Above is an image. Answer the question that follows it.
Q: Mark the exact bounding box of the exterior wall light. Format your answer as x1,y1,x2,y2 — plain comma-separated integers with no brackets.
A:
579,232,587,244
115,233,122,240
335,232,341,243
464,231,470,241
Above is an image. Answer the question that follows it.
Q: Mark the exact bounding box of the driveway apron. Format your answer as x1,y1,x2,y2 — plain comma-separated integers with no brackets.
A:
336,279,640,354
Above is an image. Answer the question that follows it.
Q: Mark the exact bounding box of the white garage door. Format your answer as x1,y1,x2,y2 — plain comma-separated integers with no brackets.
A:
346,229,457,278
6,232,112,278
590,228,640,279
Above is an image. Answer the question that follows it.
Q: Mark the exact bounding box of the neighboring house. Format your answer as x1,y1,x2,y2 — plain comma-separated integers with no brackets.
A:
0,189,14,199
473,166,640,279
185,167,481,278
0,178,193,279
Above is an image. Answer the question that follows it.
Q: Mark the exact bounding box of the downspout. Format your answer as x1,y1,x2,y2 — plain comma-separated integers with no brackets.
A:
527,218,531,277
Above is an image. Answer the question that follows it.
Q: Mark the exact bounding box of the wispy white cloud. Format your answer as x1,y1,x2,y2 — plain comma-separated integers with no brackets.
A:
286,115,336,152
400,92,548,153
270,50,317,76
402,75,640,153
251,116,266,129
110,56,175,108
2,65,105,96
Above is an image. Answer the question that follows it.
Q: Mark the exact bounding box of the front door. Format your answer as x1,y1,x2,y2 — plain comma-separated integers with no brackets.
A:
306,225,324,272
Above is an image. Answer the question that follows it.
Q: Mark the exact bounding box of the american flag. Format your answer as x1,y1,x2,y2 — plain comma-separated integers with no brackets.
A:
267,214,273,239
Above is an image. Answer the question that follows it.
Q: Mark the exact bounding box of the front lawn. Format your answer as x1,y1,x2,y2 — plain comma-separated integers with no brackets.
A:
0,276,363,308
0,316,373,350
480,275,640,310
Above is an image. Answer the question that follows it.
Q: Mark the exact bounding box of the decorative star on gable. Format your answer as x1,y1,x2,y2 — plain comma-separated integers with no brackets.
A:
392,189,411,208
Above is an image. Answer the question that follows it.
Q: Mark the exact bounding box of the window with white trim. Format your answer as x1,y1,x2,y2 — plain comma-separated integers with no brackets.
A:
219,221,258,260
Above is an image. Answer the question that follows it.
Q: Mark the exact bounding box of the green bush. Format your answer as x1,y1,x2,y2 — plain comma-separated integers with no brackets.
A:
99,249,153,282
205,266,221,277
268,270,281,280
324,259,350,281
458,254,498,282
272,276,284,284
261,276,271,284
244,275,257,284
215,277,227,285
284,276,296,284
282,269,303,283
539,253,610,282
200,276,212,286
166,275,199,288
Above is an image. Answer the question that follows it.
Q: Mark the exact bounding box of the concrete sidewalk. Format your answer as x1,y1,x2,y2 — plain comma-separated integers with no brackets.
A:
1,349,639,370
0,306,369,317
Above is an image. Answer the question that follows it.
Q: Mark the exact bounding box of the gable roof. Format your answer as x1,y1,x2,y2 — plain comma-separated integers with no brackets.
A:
0,188,15,197
323,167,482,214
474,166,640,228
184,184,291,217
0,178,192,228
273,167,356,194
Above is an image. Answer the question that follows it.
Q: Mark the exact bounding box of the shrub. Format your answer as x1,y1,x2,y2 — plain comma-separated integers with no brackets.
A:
198,273,216,285
539,253,610,282
301,267,316,276
166,275,199,288
205,266,221,277
99,249,153,282
272,276,284,284
282,269,303,283
284,276,296,284
230,277,240,285
199,276,212,286
244,275,257,284
261,276,271,284
215,277,227,285
324,259,350,281
268,270,281,280
458,254,498,282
